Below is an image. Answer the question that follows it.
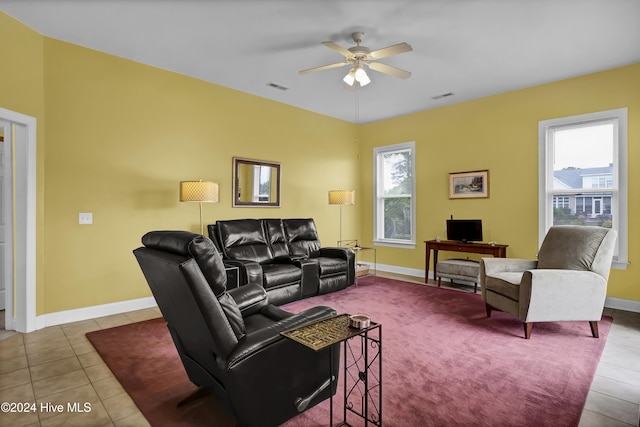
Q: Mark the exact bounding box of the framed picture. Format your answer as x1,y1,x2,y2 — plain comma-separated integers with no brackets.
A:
449,170,489,199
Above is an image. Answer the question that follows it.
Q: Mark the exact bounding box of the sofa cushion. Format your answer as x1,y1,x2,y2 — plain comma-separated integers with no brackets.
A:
283,218,321,258
217,219,273,264
263,219,289,259
261,264,302,289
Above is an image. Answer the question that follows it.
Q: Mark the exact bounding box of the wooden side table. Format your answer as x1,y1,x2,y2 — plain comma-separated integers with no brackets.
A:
424,240,508,283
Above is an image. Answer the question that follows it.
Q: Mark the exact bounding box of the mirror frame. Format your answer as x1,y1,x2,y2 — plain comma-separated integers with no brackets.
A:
232,157,281,207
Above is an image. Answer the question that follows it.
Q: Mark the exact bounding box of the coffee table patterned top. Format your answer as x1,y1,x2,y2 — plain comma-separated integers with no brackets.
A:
281,314,377,351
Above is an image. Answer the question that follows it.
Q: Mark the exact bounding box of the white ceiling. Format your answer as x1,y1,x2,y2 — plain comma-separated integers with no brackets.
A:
2,0,639,123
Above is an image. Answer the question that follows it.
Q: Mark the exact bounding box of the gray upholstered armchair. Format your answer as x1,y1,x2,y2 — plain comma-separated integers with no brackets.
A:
480,225,617,339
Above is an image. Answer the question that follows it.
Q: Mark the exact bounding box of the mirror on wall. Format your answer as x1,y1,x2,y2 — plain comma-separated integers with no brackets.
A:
233,157,281,207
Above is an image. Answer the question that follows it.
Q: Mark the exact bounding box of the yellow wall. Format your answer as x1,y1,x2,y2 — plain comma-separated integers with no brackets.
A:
1,10,358,314
1,10,638,316
358,63,640,301
39,38,359,313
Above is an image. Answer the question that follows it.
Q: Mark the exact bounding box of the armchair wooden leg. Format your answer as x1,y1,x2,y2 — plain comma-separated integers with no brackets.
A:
589,321,599,338
485,303,492,318
524,322,533,339
437,277,441,288
473,282,478,294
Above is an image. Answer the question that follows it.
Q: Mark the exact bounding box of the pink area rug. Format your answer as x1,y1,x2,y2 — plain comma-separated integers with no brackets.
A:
88,276,611,427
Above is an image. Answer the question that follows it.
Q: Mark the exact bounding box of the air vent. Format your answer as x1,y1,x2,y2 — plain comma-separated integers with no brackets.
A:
266,82,289,91
431,92,454,100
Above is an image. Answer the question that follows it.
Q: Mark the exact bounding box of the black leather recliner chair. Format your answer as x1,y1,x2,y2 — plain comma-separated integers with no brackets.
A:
133,231,339,427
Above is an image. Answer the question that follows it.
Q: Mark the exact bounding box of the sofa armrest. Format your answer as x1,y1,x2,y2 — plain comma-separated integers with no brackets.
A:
296,258,319,298
228,284,269,316
222,259,264,287
319,247,356,286
319,247,353,260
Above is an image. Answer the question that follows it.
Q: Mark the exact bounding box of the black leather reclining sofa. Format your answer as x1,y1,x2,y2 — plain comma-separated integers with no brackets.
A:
208,218,355,305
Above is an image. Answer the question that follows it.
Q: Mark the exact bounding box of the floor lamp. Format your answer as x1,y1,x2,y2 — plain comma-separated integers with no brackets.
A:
180,180,220,235
328,190,355,245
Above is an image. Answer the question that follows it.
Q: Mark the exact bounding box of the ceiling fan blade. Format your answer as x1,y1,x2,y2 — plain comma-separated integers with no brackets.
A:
299,61,350,75
367,62,412,79
321,41,353,57
369,42,413,60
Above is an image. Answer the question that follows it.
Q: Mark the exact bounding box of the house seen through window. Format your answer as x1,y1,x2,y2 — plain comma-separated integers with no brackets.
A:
539,108,628,267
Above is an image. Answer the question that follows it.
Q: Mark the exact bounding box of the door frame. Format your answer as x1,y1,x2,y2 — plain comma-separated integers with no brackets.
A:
0,107,37,333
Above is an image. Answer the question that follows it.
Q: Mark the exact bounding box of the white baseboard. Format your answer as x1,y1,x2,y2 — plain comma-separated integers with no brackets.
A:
374,262,426,280
35,297,158,329
27,264,640,330
376,262,640,313
605,296,640,313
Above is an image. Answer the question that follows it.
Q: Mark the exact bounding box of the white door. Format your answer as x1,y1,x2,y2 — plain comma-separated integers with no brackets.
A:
0,120,8,311
0,108,36,333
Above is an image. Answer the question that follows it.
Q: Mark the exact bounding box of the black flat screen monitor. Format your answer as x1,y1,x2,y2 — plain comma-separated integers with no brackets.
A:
446,219,483,243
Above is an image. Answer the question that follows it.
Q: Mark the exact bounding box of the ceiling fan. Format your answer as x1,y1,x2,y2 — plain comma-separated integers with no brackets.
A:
300,32,412,87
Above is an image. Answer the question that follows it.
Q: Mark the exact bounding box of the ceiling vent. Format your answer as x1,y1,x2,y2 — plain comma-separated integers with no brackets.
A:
266,82,289,91
431,92,454,100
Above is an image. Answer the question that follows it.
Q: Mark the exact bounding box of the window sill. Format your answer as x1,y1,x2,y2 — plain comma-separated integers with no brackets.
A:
612,260,629,270
372,240,415,249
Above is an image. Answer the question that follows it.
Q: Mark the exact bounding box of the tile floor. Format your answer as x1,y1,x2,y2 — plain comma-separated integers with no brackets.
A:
0,273,638,427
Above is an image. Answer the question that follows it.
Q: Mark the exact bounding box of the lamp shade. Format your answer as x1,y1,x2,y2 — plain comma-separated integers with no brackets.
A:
180,181,220,203
328,190,355,205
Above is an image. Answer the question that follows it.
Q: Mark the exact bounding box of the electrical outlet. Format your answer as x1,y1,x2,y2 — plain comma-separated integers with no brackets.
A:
79,213,93,225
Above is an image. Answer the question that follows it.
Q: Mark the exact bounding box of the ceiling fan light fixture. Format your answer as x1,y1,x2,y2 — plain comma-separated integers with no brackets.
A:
355,65,371,86
343,69,356,86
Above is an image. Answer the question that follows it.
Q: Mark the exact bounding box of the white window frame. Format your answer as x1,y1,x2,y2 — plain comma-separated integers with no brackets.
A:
373,141,416,248
538,108,628,269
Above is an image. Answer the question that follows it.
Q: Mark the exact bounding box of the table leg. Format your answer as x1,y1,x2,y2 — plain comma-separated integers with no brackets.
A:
330,345,334,427
425,247,430,283
432,249,439,284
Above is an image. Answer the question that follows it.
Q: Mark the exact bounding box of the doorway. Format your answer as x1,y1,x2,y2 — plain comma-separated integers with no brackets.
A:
0,108,37,333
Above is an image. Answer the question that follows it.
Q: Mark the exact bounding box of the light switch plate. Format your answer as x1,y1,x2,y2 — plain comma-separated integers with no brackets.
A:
79,213,93,224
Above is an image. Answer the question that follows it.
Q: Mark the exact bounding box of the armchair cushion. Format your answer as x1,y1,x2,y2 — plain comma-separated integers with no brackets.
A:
537,225,610,272
483,272,525,300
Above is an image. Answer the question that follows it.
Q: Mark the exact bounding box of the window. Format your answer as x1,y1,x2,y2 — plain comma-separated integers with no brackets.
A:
252,165,272,202
539,108,628,268
373,141,416,247
553,196,570,209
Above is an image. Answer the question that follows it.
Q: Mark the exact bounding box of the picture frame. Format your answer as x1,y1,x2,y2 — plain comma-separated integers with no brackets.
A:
449,170,489,199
